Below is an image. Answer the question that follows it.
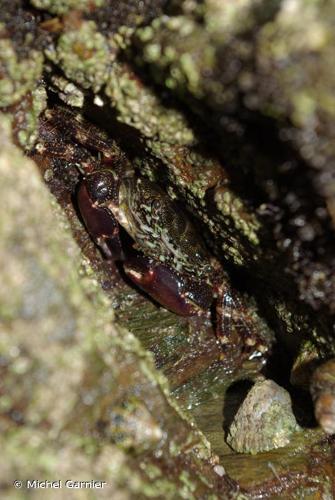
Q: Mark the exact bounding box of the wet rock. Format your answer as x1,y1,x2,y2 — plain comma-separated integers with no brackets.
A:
0,116,237,498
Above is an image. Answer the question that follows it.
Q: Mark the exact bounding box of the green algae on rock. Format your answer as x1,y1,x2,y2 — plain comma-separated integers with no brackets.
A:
13,85,48,149
106,61,195,145
31,0,105,15
49,74,85,108
0,37,43,108
0,115,241,498
45,20,112,93
135,15,216,99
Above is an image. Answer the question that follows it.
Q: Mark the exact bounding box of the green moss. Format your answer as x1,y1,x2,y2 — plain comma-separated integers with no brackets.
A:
136,16,215,98
46,21,111,92
214,189,260,246
31,0,105,15
49,75,84,108
255,0,335,187
18,85,47,149
106,62,195,144
0,39,43,107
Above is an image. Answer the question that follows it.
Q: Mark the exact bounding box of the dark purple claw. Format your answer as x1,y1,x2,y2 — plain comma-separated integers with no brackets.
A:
77,183,123,260
124,256,210,316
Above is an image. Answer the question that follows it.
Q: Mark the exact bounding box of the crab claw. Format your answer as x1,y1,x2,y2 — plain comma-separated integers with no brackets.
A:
77,182,123,260
123,255,211,316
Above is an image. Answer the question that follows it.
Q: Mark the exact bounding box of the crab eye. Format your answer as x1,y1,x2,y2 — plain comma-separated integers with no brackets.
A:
86,171,115,204
94,179,109,199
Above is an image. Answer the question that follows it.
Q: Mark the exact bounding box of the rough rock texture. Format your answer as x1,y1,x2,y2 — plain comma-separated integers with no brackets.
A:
0,117,238,498
132,0,335,321
1,0,335,497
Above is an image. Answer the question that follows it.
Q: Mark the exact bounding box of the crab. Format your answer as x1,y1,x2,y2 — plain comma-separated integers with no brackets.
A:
35,107,270,370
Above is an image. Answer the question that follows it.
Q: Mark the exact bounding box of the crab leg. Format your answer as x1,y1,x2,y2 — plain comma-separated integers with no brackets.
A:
215,282,270,369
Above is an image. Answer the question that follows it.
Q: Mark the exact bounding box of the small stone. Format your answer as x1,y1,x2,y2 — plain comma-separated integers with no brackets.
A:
227,379,301,454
